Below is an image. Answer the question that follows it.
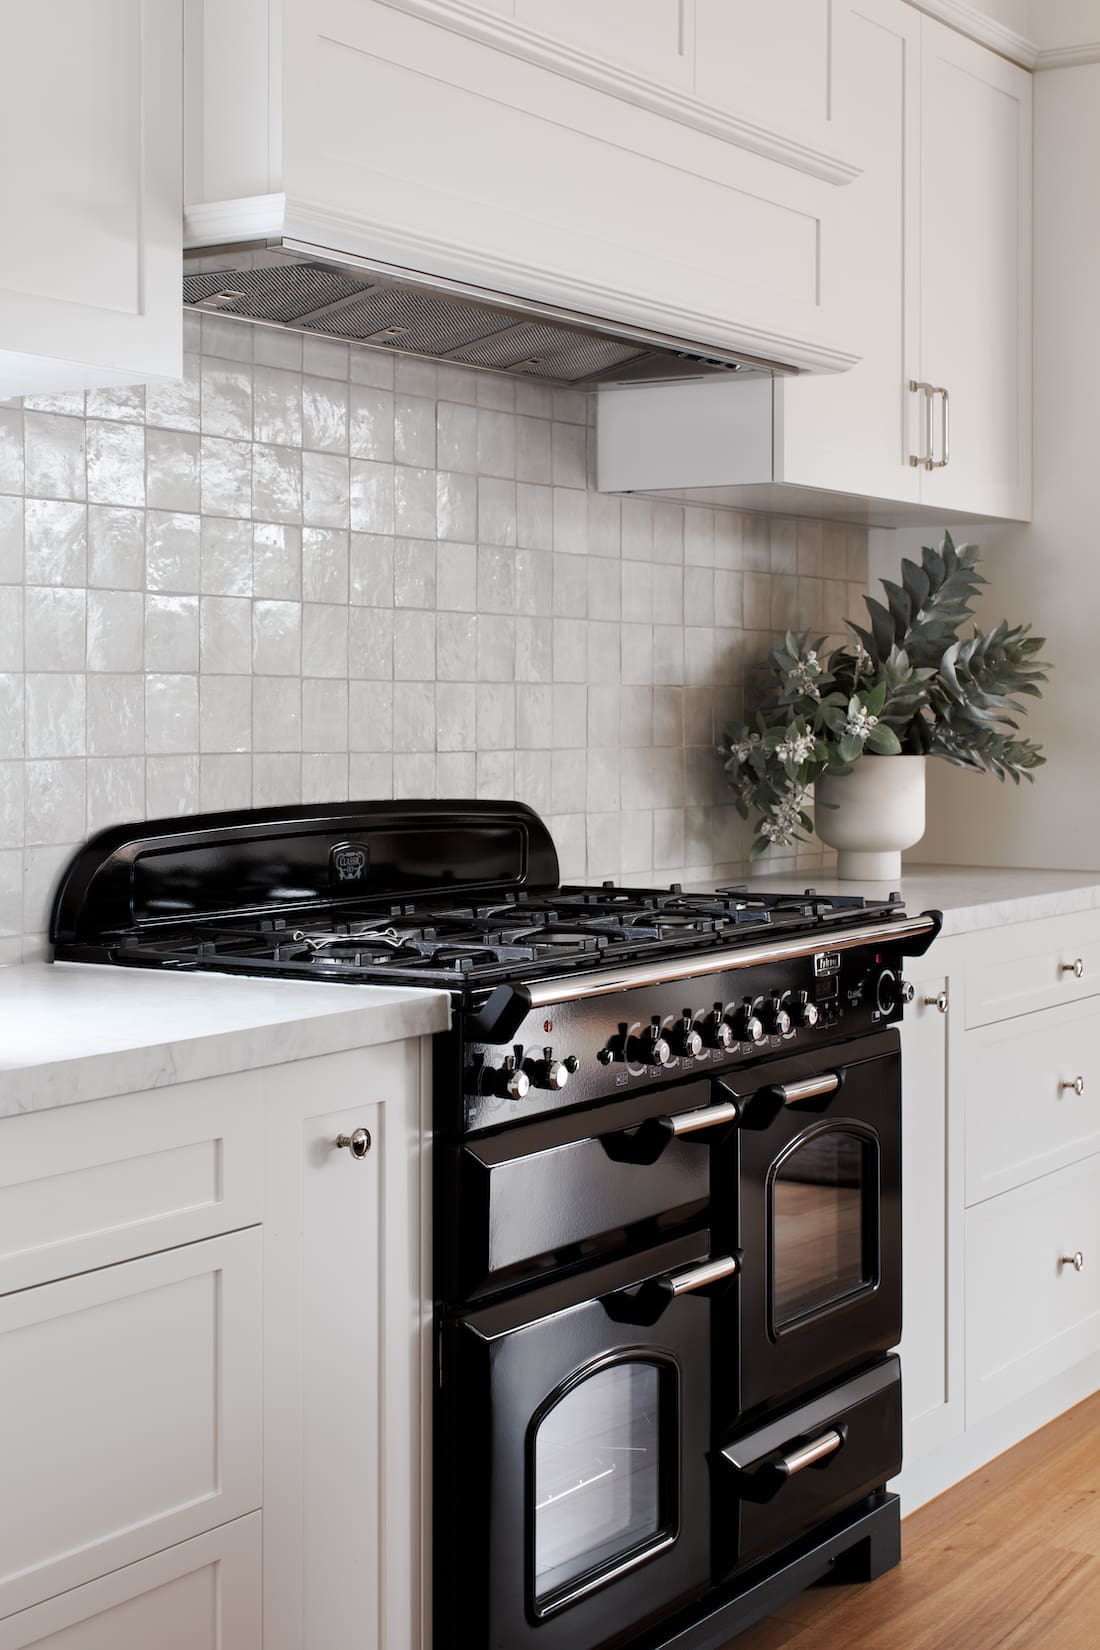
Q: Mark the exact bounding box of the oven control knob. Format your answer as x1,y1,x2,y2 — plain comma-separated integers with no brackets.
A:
527,1048,579,1091
703,1008,735,1051
763,996,793,1037
484,1053,530,1101
874,968,900,1016
792,992,820,1030
629,1021,672,1066
732,1002,766,1045
671,1014,704,1058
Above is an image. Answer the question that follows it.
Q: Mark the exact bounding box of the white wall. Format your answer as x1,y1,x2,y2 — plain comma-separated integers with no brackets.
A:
871,63,1100,871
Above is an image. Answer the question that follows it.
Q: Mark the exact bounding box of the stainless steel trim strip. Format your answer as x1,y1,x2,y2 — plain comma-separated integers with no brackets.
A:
776,1074,840,1105
668,1254,740,1295
519,914,938,1009
668,1100,741,1135
781,1429,843,1475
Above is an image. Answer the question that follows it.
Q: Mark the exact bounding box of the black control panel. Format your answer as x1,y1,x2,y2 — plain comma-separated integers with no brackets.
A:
450,941,914,1135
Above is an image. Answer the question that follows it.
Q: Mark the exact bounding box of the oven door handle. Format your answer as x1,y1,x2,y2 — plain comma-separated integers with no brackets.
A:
722,1071,841,1132
600,1099,741,1165
771,1073,841,1106
601,1252,741,1326
725,1424,848,1504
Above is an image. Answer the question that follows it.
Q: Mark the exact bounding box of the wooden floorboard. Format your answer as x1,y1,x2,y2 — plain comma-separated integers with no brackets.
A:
725,1391,1100,1650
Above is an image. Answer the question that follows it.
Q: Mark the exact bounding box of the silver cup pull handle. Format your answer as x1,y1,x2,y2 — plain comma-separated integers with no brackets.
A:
336,1127,372,1159
780,1429,844,1476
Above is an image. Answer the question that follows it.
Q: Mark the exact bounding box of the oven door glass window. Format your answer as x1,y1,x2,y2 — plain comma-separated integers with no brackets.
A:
532,1358,674,1614
770,1126,877,1332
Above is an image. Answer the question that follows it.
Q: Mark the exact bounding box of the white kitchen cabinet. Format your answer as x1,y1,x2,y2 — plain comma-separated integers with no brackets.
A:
0,1229,262,1619
262,1039,431,1650
0,1516,262,1650
184,0,861,375
0,0,183,398
598,0,1032,525
897,966,956,1469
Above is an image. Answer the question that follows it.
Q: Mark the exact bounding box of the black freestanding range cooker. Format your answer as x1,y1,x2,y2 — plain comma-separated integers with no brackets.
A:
50,801,941,1650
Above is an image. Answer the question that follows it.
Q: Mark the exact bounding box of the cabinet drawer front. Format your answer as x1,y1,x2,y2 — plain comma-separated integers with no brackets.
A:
965,1001,1100,1204
0,1514,261,1649
0,1229,262,1618
0,1073,263,1294
965,910,1100,1028
966,1159,1100,1426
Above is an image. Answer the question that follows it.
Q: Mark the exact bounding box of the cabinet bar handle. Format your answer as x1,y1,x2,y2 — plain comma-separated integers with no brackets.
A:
1061,1077,1086,1097
774,1073,840,1106
1061,1251,1085,1272
336,1127,372,1159
780,1429,843,1476
1062,958,1085,979
909,380,933,468
930,386,950,468
668,1255,740,1295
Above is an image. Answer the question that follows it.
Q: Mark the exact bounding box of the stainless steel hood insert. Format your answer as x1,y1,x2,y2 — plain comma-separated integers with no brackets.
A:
183,243,773,388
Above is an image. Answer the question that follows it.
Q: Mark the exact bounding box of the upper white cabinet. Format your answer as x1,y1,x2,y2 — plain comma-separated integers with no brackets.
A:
184,0,863,374
0,0,183,398
598,0,1033,525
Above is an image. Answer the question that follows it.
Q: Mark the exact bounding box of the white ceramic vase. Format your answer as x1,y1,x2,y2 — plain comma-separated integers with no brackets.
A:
813,755,926,882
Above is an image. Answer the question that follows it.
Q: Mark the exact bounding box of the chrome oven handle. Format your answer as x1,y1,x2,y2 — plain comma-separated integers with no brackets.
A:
773,1073,840,1106
667,1100,741,1136
780,1429,844,1476
667,1255,740,1296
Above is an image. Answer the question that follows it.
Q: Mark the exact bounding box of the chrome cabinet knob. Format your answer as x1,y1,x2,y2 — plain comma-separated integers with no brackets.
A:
336,1127,372,1159
1061,1250,1085,1272
1062,958,1085,979
1061,1076,1086,1097
923,990,949,1014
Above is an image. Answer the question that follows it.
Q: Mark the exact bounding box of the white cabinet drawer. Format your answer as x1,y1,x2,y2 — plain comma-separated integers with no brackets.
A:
966,1158,1100,1426
965,910,1100,1028
0,1074,263,1295
965,1000,1100,1205
0,1515,261,1649
0,1229,262,1618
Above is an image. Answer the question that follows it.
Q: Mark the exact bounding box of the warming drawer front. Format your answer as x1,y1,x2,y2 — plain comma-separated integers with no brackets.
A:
716,1357,902,1575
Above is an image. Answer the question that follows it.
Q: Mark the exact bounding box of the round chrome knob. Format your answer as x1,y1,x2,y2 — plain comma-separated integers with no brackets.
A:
763,998,793,1037
703,1009,735,1050
529,1048,578,1091
1061,1076,1086,1097
1061,1250,1085,1271
1062,958,1085,979
923,990,949,1014
733,1004,765,1045
792,994,820,1029
630,1022,671,1066
672,1015,704,1058
336,1127,372,1159
899,981,915,1005
504,1065,530,1100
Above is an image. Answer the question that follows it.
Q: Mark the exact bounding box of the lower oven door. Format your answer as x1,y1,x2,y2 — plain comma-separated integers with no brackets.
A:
436,1231,726,1650
716,1356,902,1576
720,1030,901,1418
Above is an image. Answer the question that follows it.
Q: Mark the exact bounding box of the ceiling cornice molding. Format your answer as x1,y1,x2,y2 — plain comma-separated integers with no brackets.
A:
906,0,1038,67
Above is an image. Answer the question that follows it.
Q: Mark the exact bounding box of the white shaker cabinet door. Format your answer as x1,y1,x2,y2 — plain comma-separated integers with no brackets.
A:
776,0,922,502
0,1229,262,1619
897,971,955,1467
263,1039,429,1650
514,0,694,89
918,16,1032,520
0,1516,262,1650
0,0,182,398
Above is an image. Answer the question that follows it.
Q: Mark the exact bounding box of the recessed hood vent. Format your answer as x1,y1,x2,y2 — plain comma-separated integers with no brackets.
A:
183,244,775,388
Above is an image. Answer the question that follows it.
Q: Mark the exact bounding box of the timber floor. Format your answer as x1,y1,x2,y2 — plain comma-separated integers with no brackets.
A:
726,1390,1100,1650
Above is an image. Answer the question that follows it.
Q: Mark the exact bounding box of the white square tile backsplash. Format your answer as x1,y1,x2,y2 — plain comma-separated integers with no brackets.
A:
0,313,870,956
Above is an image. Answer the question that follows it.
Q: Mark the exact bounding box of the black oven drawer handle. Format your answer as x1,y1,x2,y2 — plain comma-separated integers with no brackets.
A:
772,1073,840,1106
601,1253,740,1326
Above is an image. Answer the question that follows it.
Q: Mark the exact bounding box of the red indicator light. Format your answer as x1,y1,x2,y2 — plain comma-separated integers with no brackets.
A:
543,1019,554,1033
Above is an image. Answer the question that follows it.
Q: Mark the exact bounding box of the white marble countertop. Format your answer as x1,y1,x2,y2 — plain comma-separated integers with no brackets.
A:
743,864,1100,936
0,963,451,1117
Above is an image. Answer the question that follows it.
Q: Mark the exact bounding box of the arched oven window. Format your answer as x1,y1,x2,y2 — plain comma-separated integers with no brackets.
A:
769,1124,880,1334
530,1356,678,1616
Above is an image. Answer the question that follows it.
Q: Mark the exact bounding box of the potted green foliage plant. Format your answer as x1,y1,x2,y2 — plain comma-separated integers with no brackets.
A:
719,534,1051,878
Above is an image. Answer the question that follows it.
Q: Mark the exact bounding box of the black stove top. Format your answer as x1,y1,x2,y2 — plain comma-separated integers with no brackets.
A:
50,800,910,996
104,881,905,989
